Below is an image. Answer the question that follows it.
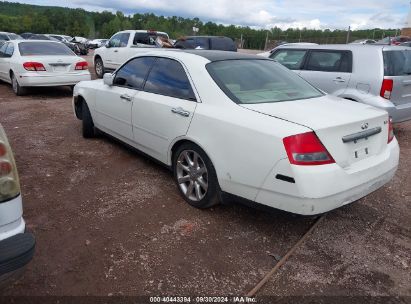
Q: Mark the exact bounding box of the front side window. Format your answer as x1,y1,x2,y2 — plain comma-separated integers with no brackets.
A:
207,59,323,104
19,42,74,56
305,50,352,72
271,50,307,70
144,58,196,100
113,57,156,89
109,33,129,48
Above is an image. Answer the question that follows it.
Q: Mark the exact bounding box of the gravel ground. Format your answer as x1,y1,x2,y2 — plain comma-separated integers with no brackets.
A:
0,52,409,299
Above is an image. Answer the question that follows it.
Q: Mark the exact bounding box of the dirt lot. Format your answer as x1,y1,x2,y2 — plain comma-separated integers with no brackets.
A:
0,54,410,299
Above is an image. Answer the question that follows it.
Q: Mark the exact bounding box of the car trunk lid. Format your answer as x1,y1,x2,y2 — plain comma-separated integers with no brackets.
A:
241,95,389,168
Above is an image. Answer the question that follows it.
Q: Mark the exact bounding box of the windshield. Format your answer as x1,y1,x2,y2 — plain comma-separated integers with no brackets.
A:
19,42,75,56
9,33,22,40
383,50,411,76
206,59,323,104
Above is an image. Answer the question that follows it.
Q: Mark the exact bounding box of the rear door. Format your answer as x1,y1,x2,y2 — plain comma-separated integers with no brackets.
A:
383,48,411,106
299,50,352,94
270,49,308,75
132,57,197,163
95,56,155,141
0,43,11,81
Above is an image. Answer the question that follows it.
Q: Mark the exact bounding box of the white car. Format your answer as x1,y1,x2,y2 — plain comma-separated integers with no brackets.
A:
0,124,35,287
258,43,319,57
73,50,399,215
0,40,91,96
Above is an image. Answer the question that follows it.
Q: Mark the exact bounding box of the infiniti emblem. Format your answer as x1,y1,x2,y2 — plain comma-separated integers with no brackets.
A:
361,123,369,130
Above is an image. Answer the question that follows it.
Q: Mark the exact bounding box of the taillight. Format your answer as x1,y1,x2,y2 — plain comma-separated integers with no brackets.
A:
0,126,21,202
75,61,88,70
283,132,335,166
388,117,394,143
23,62,46,71
380,79,393,100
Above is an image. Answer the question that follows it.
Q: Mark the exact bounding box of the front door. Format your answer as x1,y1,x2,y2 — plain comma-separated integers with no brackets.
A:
95,56,156,141
132,57,198,163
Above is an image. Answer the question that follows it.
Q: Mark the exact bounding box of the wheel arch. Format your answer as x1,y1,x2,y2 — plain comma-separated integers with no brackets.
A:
169,137,217,173
73,95,85,120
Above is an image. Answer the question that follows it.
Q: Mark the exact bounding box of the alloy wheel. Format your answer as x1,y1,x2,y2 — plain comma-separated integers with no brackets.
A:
176,150,208,201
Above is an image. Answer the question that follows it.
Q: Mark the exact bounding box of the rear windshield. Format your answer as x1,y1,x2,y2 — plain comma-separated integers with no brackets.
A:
383,50,411,76
18,42,74,56
207,59,323,104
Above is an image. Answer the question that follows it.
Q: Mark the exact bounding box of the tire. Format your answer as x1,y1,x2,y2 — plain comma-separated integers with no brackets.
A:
173,143,220,209
11,73,27,96
81,102,95,138
95,58,105,79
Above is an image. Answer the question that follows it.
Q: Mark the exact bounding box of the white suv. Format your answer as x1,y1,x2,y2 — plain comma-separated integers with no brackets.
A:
0,124,35,288
270,44,411,123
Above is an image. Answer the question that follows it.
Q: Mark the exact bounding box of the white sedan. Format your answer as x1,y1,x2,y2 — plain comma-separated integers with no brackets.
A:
73,50,399,215
0,40,91,95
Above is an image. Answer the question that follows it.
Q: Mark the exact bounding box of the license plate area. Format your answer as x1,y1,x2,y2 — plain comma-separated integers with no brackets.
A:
351,138,370,160
50,64,69,72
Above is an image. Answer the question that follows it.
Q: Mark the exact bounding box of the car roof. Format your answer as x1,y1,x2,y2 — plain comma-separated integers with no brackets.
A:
275,44,410,51
142,50,268,62
118,30,168,35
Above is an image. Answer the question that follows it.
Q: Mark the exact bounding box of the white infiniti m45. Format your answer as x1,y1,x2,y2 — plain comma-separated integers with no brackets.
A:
73,50,399,215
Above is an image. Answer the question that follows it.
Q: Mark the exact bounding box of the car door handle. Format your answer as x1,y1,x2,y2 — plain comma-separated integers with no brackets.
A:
114,50,118,53
333,77,346,83
120,94,132,102
171,107,190,117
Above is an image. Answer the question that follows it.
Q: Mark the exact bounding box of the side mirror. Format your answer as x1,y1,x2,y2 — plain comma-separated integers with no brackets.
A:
105,41,110,48
103,73,114,86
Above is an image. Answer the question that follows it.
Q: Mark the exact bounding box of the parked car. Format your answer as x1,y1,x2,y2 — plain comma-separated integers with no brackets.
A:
87,39,108,49
19,33,33,39
377,36,411,45
46,34,78,54
269,44,411,123
93,30,169,78
0,40,91,95
400,41,411,47
70,37,88,55
0,32,22,41
350,39,376,44
174,36,237,52
73,50,399,215
0,124,35,288
258,43,318,57
25,34,78,54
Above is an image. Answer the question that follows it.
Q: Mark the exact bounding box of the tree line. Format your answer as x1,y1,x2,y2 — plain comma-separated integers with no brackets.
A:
0,1,400,49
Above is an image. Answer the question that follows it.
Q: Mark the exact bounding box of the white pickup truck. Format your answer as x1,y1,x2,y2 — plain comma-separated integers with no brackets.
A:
93,30,169,78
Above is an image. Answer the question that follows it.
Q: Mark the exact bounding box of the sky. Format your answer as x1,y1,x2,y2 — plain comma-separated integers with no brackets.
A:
10,0,411,30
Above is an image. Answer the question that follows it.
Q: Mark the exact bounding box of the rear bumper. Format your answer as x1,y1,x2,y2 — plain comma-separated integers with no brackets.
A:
0,233,35,286
385,102,411,123
255,140,399,215
18,72,91,87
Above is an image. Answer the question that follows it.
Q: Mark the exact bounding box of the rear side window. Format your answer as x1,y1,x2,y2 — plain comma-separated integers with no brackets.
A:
18,42,74,56
133,32,168,46
383,50,411,76
271,50,308,70
5,43,14,56
305,50,352,72
0,34,9,41
144,58,196,100
114,57,156,89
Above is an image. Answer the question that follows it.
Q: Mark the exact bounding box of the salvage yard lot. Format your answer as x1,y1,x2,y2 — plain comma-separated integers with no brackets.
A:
0,54,410,297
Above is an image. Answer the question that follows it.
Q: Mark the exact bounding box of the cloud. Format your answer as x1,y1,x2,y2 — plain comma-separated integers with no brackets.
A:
14,0,409,30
